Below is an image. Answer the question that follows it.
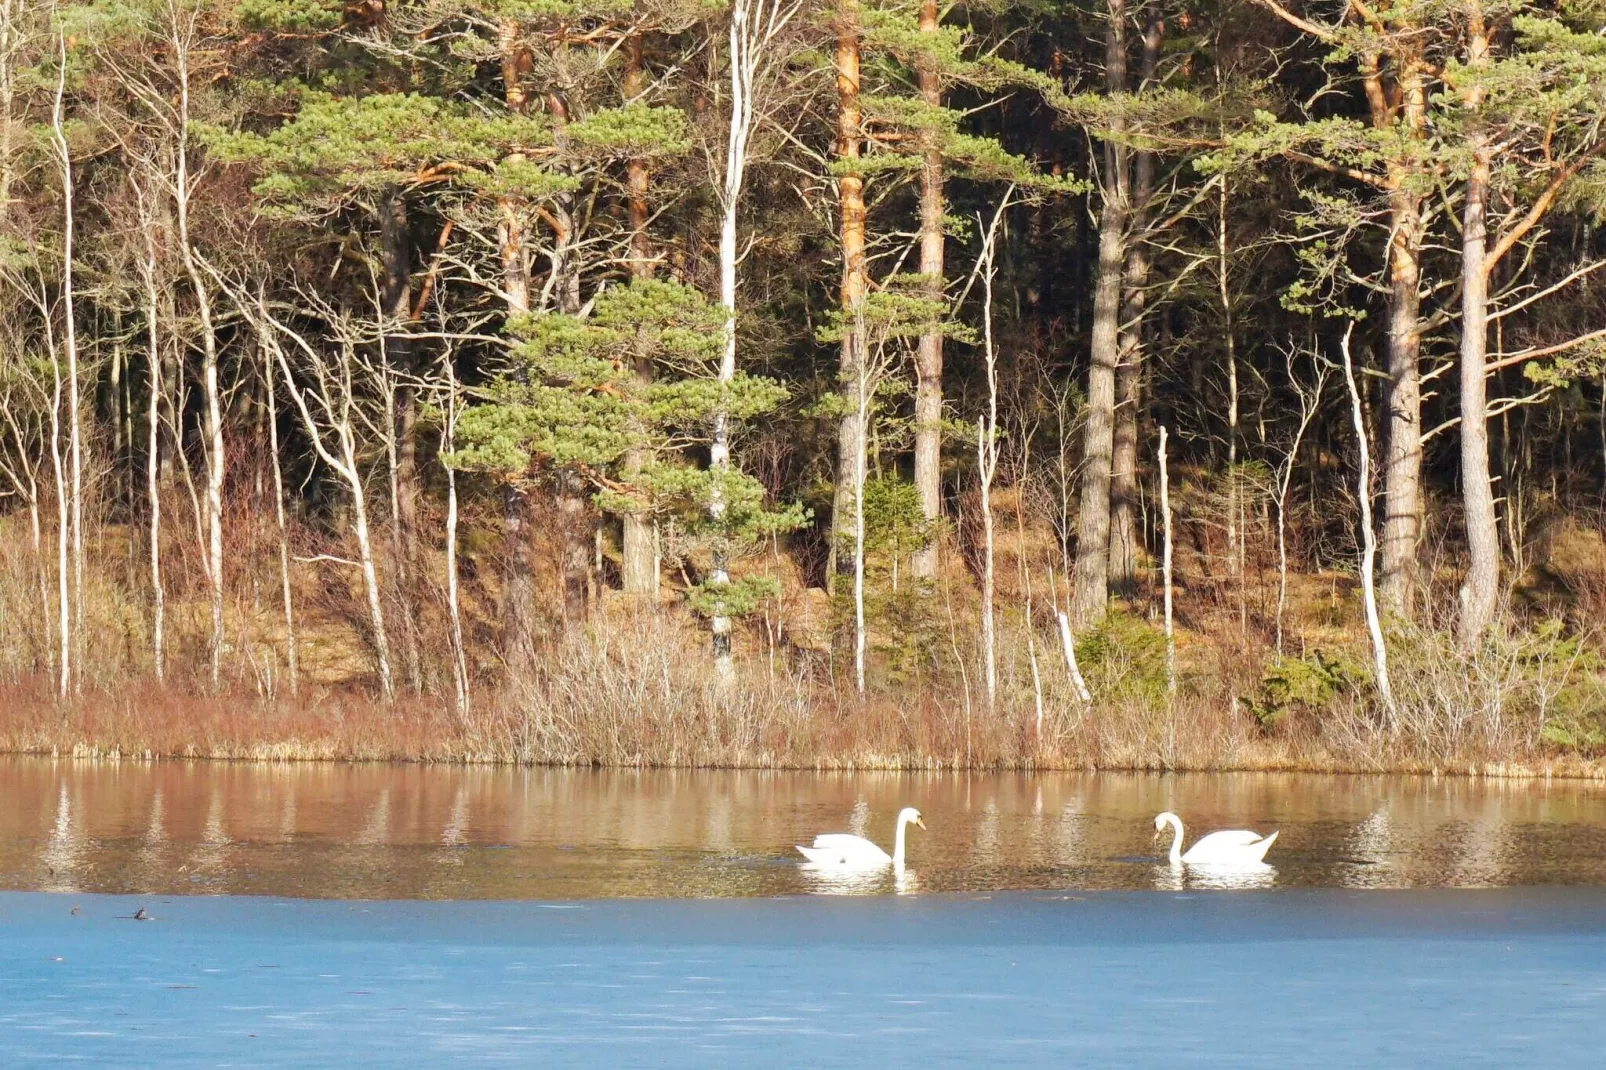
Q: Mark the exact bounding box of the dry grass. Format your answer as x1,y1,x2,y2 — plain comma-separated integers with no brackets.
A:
3,607,1604,779
4,492,1605,778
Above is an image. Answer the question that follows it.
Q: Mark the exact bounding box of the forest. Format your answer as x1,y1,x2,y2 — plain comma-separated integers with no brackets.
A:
0,0,1603,770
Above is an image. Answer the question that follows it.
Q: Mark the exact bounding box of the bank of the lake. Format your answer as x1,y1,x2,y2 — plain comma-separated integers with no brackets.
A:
3,677,1606,780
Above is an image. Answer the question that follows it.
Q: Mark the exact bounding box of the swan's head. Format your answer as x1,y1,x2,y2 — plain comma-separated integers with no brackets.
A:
899,806,926,831
1153,811,1178,832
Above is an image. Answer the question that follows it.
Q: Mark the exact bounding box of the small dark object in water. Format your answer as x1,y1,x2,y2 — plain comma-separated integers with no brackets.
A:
69,906,80,916
130,907,151,921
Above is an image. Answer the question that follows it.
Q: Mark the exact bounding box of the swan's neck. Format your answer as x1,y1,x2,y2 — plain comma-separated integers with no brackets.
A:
1164,814,1184,864
892,816,908,867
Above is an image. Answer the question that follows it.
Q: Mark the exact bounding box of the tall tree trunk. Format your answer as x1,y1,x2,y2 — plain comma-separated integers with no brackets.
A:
498,20,539,671
1456,10,1499,648
621,35,658,599
1071,0,1129,626
1109,2,1161,595
829,0,867,591
910,0,945,585
50,38,84,690
442,362,469,711
139,221,165,683
167,32,226,690
48,335,69,698
264,342,296,697
379,186,422,692
1378,60,1427,620
543,86,592,625
1219,175,1241,588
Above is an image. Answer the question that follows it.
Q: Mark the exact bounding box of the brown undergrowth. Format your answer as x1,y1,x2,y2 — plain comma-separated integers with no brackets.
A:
3,609,1603,779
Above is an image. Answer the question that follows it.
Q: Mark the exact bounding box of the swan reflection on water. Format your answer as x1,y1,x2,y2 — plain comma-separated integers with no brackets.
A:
798,863,922,896
1153,861,1278,891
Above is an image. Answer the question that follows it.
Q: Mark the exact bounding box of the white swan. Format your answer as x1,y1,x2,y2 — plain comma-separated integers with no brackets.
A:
796,807,925,867
1154,811,1278,865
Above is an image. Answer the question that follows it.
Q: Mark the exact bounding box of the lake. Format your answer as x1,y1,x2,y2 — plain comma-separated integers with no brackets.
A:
2,758,1605,1066
5,758,1606,897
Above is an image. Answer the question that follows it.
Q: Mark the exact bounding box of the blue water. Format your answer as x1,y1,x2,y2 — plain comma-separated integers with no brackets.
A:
3,889,1602,1067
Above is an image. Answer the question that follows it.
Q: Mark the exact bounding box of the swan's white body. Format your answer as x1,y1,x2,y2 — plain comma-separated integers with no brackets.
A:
1155,811,1278,865
797,807,925,868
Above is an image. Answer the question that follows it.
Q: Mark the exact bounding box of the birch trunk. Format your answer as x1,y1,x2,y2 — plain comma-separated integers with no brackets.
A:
50,33,84,689
264,339,296,696
139,212,165,683
1342,328,1395,714
442,361,469,711
169,31,226,689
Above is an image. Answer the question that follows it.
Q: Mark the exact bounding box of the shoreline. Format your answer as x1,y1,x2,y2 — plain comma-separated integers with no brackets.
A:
6,743,1606,781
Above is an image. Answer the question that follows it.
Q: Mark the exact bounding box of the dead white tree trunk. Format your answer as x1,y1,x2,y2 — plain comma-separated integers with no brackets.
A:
709,0,803,680
973,197,1010,716
256,297,394,700
1272,343,1326,657
50,26,84,689
262,333,297,696
441,356,470,713
1341,326,1395,719
134,177,166,683
157,12,227,689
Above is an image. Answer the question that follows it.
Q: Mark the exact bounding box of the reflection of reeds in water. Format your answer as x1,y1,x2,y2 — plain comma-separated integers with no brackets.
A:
41,782,80,893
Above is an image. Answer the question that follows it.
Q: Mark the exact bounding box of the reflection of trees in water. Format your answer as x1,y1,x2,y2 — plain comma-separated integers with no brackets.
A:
279,793,298,842
41,782,80,893
188,790,232,884
973,798,1001,869
8,763,1606,897
442,785,469,847
137,789,169,893
356,788,391,846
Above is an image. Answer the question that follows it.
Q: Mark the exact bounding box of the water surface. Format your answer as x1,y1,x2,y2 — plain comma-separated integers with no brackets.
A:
5,758,1606,897
2,889,1603,1067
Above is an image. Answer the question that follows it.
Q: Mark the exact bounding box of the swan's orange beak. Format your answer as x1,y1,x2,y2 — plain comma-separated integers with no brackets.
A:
915,817,927,830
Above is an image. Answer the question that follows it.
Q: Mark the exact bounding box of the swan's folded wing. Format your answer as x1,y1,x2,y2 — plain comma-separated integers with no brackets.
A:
810,833,869,850
1191,829,1266,850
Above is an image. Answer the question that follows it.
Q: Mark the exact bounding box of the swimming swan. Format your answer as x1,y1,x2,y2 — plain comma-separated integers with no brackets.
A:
1154,811,1278,865
796,807,926,867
